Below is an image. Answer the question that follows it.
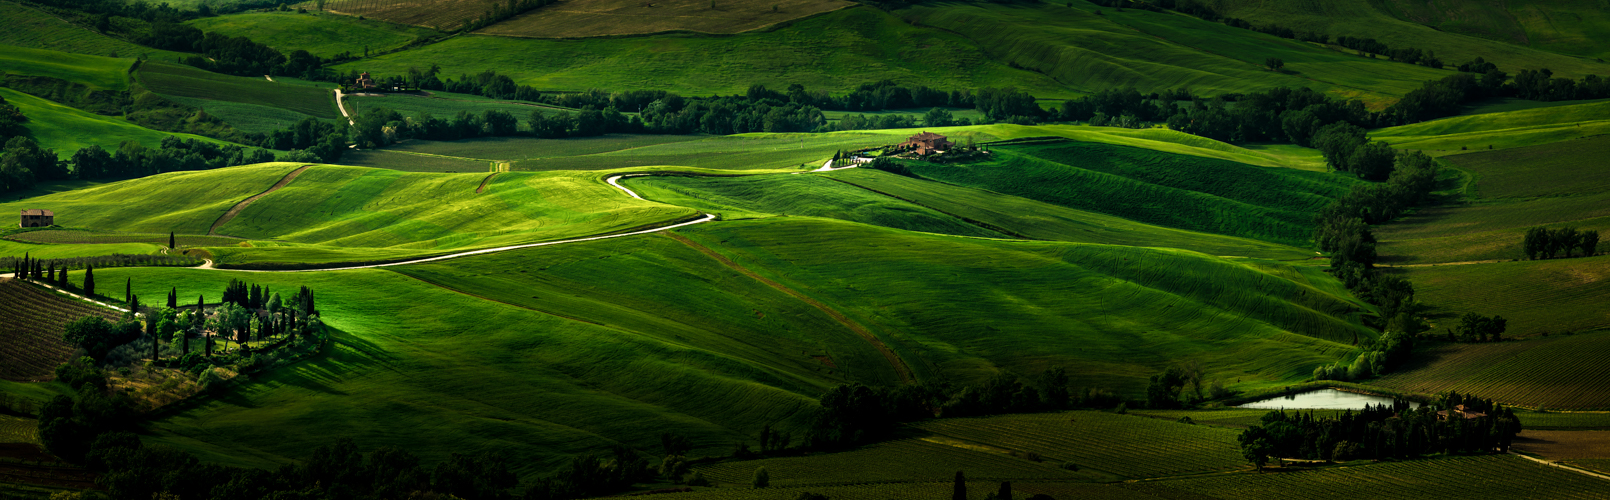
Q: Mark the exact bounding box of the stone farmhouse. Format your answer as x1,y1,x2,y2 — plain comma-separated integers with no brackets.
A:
899,132,954,155
19,209,53,228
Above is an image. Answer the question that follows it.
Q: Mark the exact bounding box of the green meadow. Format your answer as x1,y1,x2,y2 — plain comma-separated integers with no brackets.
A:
1372,330,1610,410
0,2,191,60
157,94,331,134
0,88,224,158
0,45,132,91
1370,0,1610,61
896,2,1450,106
136,62,340,119
186,11,437,59
1388,258,1610,340
345,93,555,126
335,7,1071,97
1372,99,1610,153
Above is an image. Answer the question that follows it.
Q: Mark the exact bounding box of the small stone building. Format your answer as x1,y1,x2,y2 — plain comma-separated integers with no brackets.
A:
19,209,53,228
356,72,376,89
899,132,955,155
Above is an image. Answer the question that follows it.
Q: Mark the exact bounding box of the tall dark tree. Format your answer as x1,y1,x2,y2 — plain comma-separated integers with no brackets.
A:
169,232,176,249
125,278,132,304
953,471,967,500
83,266,95,296
996,481,1012,500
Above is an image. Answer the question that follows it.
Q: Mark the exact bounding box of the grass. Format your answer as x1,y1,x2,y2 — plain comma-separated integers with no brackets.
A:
0,45,132,90
345,93,556,127
0,240,163,260
1371,100,1610,153
6,230,239,247
0,163,307,235
316,0,502,30
1128,408,1347,429
382,135,704,161
136,62,340,119
1387,257,1610,339
337,7,1071,97
1211,0,1610,80
0,3,191,60
1513,412,1610,430
1369,0,1610,61
187,11,437,59
625,173,1007,238
1376,136,1610,264
636,482,1162,500
0,88,225,159
478,0,853,37
823,168,1318,260
158,94,331,134
0,280,124,381
675,217,1372,394
901,141,1359,246
1127,454,1610,499
894,2,1451,106
337,150,495,172
691,437,1081,486
1370,332,1610,410
0,413,40,443
914,411,1246,479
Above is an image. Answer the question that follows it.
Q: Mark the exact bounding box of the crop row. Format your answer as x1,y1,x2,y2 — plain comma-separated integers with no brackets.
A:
915,411,1245,479
0,280,121,380
340,150,492,173
1373,333,1610,410
693,438,1076,487
320,0,492,30
1126,455,1610,499
0,415,39,444
649,481,1143,500
7,230,240,247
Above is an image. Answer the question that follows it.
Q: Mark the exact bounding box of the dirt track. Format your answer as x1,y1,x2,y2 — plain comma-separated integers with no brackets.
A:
209,165,314,236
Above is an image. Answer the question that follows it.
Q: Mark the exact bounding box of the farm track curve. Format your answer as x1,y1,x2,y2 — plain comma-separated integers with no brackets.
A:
209,165,315,236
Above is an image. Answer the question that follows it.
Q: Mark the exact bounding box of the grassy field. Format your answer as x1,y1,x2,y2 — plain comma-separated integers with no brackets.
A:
337,7,1071,97
136,62,340,119
675,218,1372,392
0,279,124,381
645,481,1164,500
1389,257,1610,338
478,0,853,37
1126,454,1610,499
0,88,225,158
0,240,161,260
337,149,495,172
0,45,132,90
0,414,40,444
316,0,503,30
382,134,703,162
821,169,1318,260
1371,332,1610,410
6,230,239,247
0,163,306,235
1371,0,1610,61
159,94,331,135
901,141,1359,246
915,411,1246,479
895,2,1451,106
1372,100,1610,153
691,437,1082,486
1211,0,1610,80
625,174,1007,237
1376,136,1610,264
345,93,554,127
187,11,437,59
0,3,190,60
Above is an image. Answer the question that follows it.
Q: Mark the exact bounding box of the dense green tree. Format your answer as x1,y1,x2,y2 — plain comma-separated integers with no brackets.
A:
924,107,955,127
952,471,967,500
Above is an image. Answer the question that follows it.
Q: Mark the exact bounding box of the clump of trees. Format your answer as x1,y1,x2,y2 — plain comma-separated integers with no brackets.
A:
1523,227,1600,260
1237,392,1521,470
1450,313,1506,343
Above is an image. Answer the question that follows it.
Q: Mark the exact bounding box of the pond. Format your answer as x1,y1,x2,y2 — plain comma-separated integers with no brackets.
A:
1240,389,1420,410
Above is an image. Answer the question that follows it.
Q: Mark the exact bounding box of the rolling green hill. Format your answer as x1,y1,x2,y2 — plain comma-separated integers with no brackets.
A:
1208,0,1610,79
135,62,340,119
0,2,191,60
476,0,854,37
186,11,438,59
1371,99,1610,153
0,45,132,91
0,87,225,158
335,7,1072,98
1369,0,1610,61
896,2,1453,106
898,140,1359,246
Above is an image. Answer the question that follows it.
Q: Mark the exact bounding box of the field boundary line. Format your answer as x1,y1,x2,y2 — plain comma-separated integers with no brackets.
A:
0,277,132,315
209,165,315,236
476,172,498,193
1511,451,1610,481
820,176,1033,239
660,232,914,383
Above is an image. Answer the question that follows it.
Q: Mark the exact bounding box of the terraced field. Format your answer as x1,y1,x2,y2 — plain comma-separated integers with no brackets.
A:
136,62,340,119
0,414,39,444
0,279,123,381
1372,332,1610,410
1128,455,1610,499
915,411,1246,479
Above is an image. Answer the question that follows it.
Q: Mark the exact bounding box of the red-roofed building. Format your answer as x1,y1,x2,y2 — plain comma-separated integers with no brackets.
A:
899,132,954,156
19,209,53,228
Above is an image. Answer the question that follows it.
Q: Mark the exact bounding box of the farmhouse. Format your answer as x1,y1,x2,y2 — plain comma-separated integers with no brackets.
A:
899,132,954,155
18,209,53,228
1437,404,1487,421
356,72,377,90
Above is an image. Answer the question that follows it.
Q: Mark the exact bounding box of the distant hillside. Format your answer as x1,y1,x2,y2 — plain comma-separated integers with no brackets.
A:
1370,0,1610,61
475,0,854,37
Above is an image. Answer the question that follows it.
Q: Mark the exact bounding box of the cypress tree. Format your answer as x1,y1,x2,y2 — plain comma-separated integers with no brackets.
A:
59,267,68,288
125,278,132,304
997,481,1011,500
169,232,176,249
953,471,966,500
129,294,140,315
168,287,178,309
83,266,95,296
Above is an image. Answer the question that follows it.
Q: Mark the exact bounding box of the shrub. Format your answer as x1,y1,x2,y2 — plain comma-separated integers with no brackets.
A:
751,466,769,488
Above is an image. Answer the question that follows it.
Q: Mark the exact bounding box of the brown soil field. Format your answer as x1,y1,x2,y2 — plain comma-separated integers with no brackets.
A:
1513,430,1610,460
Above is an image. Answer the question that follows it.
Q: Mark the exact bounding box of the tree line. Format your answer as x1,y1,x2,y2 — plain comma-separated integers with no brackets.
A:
1523,226,1600,260
1237,392,1522,470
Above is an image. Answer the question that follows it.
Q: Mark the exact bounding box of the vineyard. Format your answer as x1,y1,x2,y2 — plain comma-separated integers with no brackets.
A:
1371,332,1610,410
0,280,123,381
337,150,493,173
316,0,500,30
7,230,240,247
649,481,1166,500
691,438,1080,487
474,0,852,37
0,254,206,273
913,411,1247,479
1124,455,1610,499
0,415,38,444
136,62,340,119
